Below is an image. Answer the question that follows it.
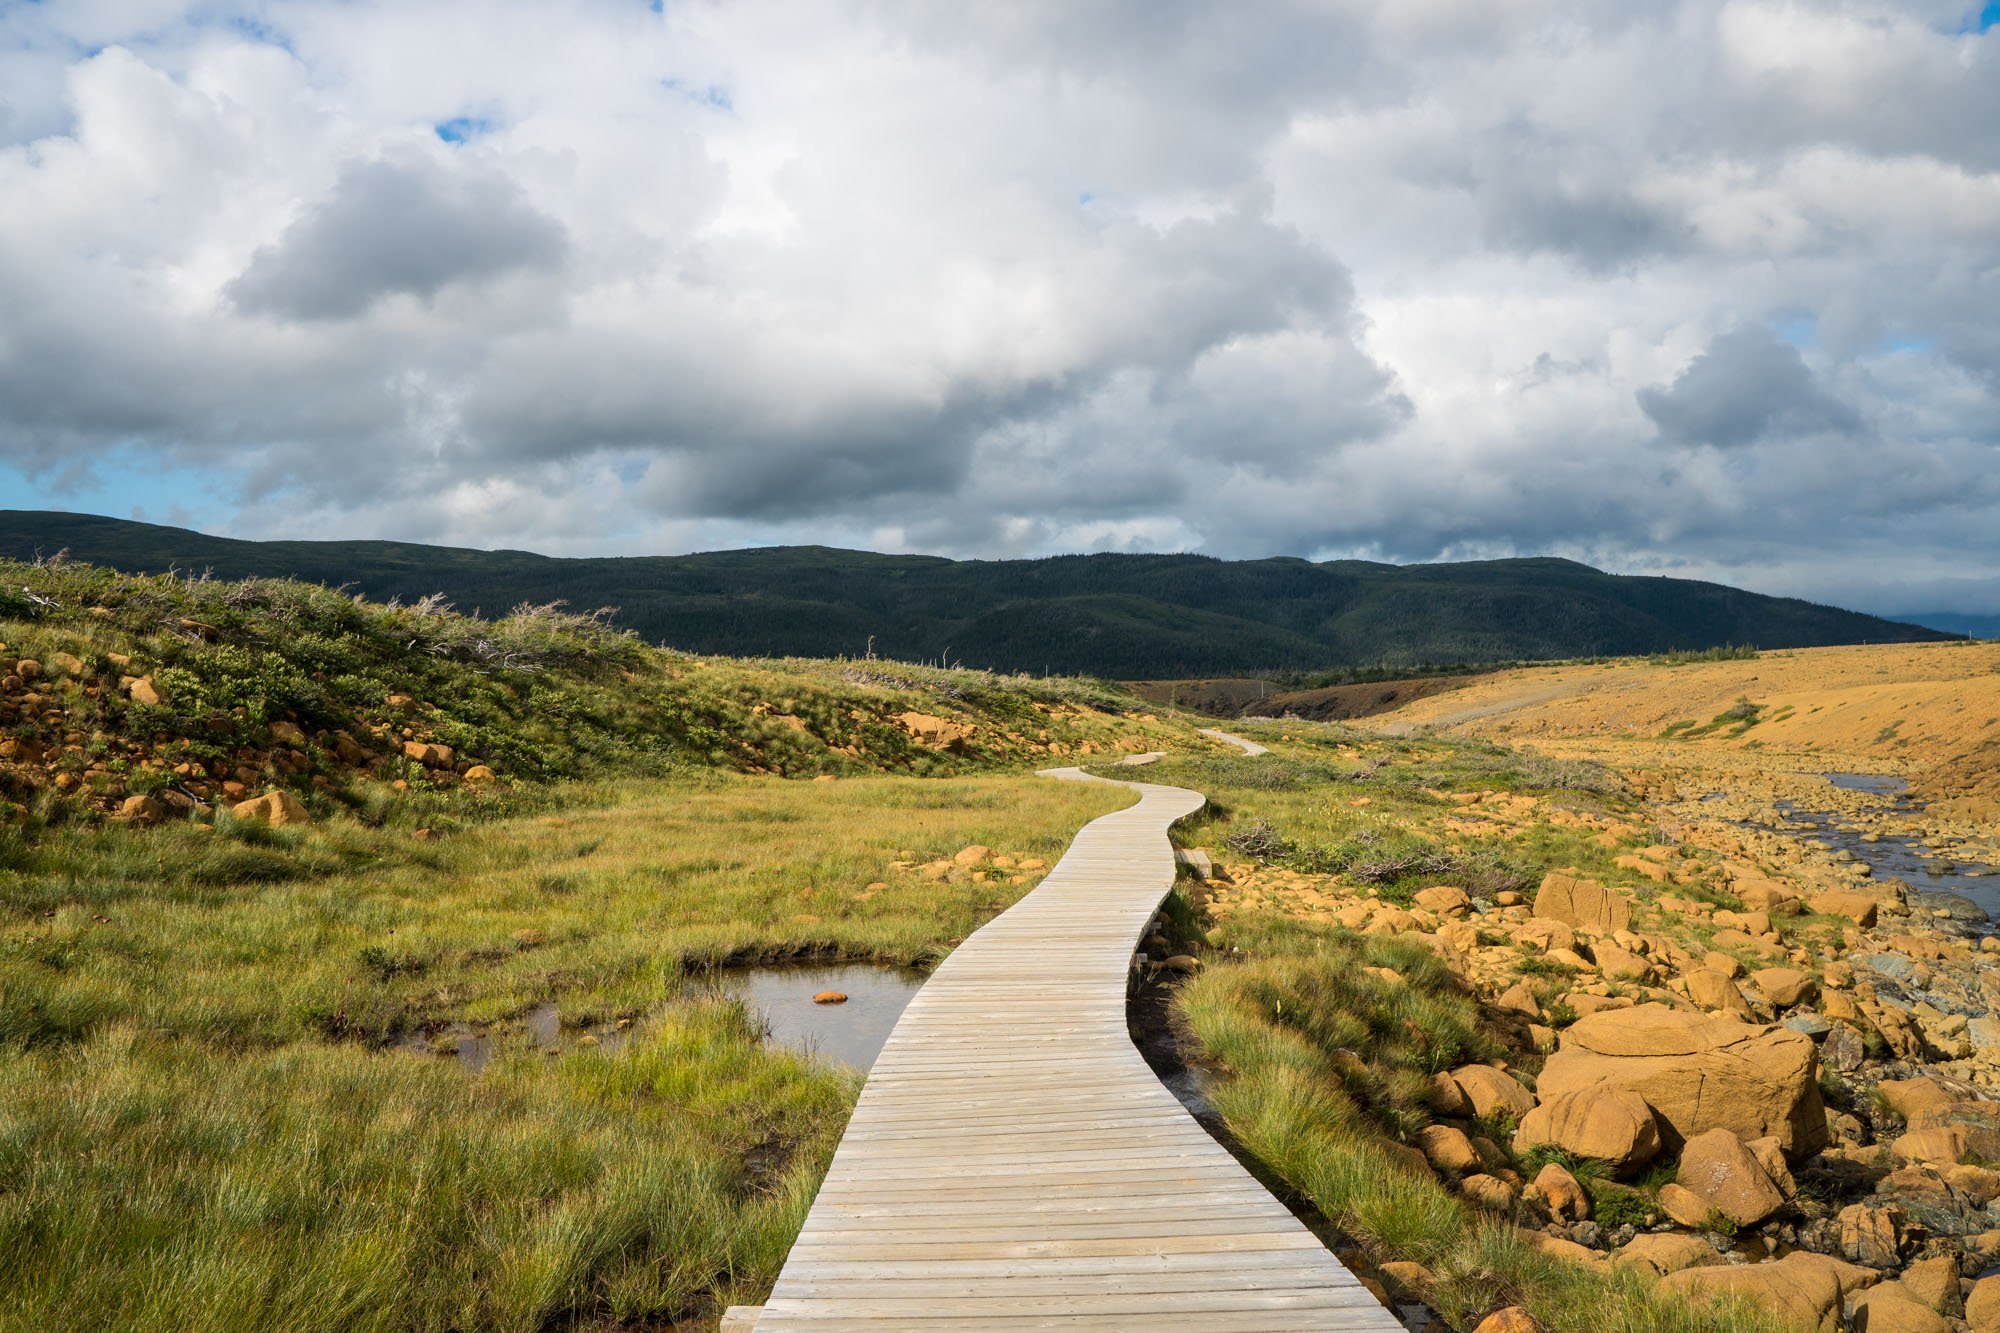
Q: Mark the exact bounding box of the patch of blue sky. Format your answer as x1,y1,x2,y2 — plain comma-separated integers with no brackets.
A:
1958,2,2000,33
660,77,732,111
435,115,496,144
0,457,220,532
1878,334,1937,355
222,14,294,52
1774,311,1819,349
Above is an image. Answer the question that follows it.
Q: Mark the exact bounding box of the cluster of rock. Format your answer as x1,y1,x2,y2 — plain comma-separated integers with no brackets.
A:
1206,786,2000,1331
0,647,498,826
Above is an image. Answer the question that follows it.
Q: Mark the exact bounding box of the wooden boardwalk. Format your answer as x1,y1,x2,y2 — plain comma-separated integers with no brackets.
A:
741,743,1396,1330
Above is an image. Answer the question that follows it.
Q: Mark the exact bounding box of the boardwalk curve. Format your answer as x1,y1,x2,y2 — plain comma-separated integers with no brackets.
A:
744,738,1396,1330
1200,727,1271,756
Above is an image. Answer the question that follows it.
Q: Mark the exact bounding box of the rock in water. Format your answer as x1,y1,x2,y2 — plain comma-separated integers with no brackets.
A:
1535,1003,1827,1159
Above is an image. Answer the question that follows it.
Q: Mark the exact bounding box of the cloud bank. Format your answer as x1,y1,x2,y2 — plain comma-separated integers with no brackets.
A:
2,1,1998,615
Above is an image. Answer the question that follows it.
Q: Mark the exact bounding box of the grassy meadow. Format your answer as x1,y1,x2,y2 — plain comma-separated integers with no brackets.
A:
0,771,1130,1331
0,560,1802,1332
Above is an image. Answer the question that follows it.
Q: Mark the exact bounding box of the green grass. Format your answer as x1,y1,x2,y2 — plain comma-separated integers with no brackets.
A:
0,558,1214,832
0,770,1132,1330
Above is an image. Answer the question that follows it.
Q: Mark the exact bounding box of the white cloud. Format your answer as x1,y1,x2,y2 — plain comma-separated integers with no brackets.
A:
1,0,1997,616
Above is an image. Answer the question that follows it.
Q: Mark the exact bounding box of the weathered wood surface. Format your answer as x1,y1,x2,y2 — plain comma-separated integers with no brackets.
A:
751,740,1395,1330
1200,727,1271,756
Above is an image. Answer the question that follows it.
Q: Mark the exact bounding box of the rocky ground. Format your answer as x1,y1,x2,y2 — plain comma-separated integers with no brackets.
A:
1191,765,1999,1329
1179,646,2000,1331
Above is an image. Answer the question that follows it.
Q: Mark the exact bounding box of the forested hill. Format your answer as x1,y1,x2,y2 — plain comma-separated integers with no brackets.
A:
0,511,1953,677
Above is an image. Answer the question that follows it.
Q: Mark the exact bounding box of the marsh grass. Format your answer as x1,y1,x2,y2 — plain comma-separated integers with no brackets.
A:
0,770,1131,1329
1118,730,1639,908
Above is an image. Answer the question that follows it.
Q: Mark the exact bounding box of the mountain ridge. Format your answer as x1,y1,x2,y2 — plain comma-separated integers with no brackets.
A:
0,510,1956,676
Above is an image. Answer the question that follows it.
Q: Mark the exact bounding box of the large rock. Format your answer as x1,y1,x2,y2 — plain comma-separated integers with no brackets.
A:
1675,1128,1787,1226
1659,1182,1716,1228
1534,872,1631,933
1853,1287,1953,1333
1448,1064,1536,1121
1658,1252,1844,1331
1750,967,1817,1008
1592,942,1654,982
1905,1102,2000,1162
231,790,311,827
1810,891,1880,927
1967,1275,2000,1333
1414,885,1470,916
1839,1203,1904,1269
1611,1232,1721,1275
1514,1086,1661,1175
1899,1256,1961,1317
1527,1162,1589,1223
1684,968,1753,1015
1460,1173,1518,1211
1416,1124,1481,1173
1535,1003,1827,1159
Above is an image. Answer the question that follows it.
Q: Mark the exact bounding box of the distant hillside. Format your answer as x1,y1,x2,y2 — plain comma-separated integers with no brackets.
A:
0,511,1955,677
1894,611,2000,640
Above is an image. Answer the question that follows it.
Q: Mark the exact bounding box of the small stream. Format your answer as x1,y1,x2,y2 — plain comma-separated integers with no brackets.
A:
1777,773,1998,931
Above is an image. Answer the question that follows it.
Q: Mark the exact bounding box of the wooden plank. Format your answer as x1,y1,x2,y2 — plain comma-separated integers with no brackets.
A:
750,746,1398,1331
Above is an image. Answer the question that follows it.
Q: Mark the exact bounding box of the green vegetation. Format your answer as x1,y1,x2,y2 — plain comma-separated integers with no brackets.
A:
1142,734,1628,906
1130,728,1785,1330
0,771,1131,1330
0,510,1954,677
1647,644,1760,666
1666,697,1767,740
0,557,1199,829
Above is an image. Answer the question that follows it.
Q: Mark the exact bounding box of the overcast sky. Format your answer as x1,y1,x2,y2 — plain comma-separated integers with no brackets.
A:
4,1,1999,615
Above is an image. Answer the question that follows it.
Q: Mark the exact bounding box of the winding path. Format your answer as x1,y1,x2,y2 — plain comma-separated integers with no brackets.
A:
736,736,1395,1331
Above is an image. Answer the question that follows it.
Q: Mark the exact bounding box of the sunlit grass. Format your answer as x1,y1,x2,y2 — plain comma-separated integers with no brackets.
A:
0,771,1130,1330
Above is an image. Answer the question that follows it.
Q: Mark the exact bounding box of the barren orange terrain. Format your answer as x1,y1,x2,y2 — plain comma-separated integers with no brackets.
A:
1366,641,2000,818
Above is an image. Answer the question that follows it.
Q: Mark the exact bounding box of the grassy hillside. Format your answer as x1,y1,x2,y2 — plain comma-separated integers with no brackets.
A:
0,511,1953,677
0,556,1200,829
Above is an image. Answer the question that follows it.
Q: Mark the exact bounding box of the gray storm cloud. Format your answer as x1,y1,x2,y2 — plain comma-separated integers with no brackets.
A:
228,157,568,320
0,0,1997,616
1638,328,1861,448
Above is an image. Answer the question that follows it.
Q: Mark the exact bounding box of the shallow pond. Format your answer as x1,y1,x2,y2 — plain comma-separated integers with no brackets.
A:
713,962,927,1071
396,1001,642,1073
